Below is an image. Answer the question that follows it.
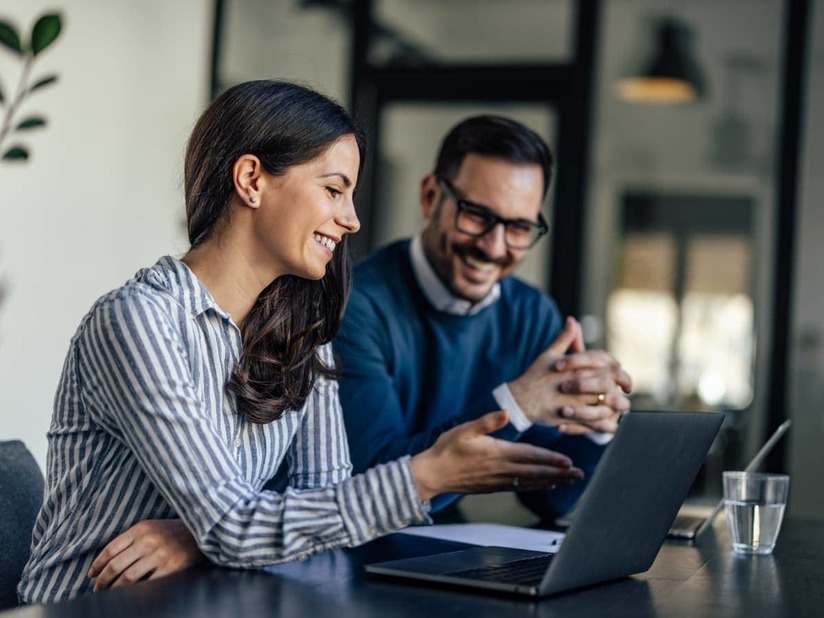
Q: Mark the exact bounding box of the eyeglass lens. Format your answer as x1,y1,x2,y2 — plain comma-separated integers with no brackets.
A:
439,179,544,249
455,207,541,248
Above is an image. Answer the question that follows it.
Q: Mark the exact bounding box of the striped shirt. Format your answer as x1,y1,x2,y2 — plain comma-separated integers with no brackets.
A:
19,256,430,603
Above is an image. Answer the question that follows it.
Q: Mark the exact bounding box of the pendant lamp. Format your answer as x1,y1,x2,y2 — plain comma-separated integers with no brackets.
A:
616,17,706,105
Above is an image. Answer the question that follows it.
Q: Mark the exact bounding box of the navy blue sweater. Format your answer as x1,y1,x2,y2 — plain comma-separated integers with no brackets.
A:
334,240,606,517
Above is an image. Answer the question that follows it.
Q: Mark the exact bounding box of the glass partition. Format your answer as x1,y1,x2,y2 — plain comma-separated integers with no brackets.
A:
218,0,351,101
584,0,785,496
372,0,574,66
607,192,755,412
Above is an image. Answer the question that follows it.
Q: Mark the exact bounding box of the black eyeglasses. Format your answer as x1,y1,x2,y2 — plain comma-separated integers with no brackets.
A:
438,178,548,249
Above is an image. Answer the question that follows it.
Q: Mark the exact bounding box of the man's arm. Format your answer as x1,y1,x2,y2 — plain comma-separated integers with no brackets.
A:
508,318,633,434
337,289,632,466
503,318,633,520
334,291,484,471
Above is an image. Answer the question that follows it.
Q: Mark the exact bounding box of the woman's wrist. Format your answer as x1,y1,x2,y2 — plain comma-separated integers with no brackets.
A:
410,450,440,503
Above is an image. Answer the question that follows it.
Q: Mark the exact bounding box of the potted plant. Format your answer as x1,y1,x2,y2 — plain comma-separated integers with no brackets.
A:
0,12,62,161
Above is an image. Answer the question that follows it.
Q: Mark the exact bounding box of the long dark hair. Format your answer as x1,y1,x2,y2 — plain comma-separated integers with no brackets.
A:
184,80,365,423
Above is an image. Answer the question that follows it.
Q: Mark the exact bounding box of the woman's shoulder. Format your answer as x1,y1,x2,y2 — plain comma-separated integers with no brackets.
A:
97,262,179,310
79,257,193,336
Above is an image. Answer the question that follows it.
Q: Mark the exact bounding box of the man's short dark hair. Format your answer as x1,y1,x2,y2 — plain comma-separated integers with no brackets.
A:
433,115,554,198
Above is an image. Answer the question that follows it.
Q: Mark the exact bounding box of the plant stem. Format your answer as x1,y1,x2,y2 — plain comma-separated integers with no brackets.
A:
0,54,33,152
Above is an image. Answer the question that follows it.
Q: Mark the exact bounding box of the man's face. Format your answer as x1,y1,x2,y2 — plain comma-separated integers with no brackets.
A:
419,154,545,303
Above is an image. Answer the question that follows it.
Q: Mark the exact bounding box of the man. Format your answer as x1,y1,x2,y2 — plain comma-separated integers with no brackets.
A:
334,115,632,519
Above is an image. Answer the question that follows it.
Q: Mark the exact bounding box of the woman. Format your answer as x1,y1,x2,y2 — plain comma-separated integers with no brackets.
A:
18,80,581,604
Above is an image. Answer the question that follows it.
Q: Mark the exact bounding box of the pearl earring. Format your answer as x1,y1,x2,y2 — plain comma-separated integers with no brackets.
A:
249,195,257,204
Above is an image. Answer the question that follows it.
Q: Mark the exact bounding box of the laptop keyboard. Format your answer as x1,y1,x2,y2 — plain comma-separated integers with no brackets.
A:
445,554,554,586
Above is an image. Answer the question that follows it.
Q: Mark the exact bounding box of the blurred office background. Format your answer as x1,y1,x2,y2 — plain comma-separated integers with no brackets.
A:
0,0,822,519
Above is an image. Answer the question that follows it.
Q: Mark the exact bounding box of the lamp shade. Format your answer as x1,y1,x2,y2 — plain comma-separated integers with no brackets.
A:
616,17,706,104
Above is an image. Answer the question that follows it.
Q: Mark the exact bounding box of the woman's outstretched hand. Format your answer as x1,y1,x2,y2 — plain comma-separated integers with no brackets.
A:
410,410,585,503
88,519,205,591
87,414,582,588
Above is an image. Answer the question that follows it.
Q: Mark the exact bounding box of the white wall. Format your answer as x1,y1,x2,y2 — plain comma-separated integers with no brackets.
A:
0,0,212,468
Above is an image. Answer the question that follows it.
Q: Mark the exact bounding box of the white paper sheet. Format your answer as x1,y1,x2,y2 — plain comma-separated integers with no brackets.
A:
398,523,565,553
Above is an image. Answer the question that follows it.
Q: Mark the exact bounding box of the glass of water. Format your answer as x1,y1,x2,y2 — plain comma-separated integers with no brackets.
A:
722,472,790,555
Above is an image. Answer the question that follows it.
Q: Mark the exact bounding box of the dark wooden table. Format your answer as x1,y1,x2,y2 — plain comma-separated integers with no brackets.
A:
5,517,823,617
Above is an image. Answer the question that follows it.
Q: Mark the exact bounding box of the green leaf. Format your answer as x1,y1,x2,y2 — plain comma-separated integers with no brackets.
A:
29,74,58,94
15,116,47,131
0,20,23,55
3,145,30,161
31,13,62,56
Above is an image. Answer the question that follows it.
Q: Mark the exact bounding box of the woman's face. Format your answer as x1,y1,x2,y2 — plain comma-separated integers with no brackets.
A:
255,134,361,280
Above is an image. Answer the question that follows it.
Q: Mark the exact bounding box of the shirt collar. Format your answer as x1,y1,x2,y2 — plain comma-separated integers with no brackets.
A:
147,256,230,321
409,234,501,316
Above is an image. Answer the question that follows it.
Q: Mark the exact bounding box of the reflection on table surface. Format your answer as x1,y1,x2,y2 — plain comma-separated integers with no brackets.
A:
7,517,824,618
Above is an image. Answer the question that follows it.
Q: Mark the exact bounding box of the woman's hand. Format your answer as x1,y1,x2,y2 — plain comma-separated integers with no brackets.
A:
88,519,206,591
410,411,585,503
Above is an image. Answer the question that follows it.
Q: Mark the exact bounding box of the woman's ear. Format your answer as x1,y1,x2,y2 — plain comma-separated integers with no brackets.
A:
232,155,264,207
419,174,440,221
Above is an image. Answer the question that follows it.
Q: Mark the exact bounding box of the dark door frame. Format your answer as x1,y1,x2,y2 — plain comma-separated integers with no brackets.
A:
764,0,808,472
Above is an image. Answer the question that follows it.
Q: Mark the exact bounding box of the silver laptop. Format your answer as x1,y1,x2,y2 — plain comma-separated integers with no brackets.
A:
667,418,792,540
366,410,723,598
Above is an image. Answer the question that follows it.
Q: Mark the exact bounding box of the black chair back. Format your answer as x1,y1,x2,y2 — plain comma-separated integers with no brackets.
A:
0,440,45,609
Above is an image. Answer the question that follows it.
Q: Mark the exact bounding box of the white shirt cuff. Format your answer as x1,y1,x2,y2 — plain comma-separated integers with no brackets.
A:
586,431,614,445
493,383,615,445
492,383,533,432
